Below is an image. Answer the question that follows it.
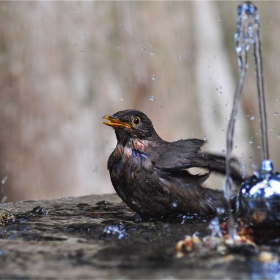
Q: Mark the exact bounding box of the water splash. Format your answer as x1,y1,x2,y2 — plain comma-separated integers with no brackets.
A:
236,4,280,231
225,2,263,240
230,2,269,159
209,217,223,237
101,222,128,239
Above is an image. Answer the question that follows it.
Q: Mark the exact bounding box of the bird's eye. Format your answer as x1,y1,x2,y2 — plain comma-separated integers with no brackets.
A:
132,116,141,126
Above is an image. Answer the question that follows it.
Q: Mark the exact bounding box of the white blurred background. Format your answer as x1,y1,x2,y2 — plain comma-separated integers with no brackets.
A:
0,1,280,202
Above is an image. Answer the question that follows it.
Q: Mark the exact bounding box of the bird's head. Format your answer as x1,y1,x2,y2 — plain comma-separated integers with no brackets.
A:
103,109,159,145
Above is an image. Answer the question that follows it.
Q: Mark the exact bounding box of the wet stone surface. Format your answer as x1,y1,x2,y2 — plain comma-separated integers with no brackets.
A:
0,194,279,279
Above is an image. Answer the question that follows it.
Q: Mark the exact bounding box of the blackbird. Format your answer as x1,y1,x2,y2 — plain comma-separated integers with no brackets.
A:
103,109,241,221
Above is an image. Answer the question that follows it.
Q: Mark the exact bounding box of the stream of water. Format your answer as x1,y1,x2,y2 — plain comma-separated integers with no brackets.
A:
225,2,268,239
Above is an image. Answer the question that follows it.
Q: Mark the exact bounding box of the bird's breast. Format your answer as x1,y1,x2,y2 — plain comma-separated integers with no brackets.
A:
131,139,149,152
123,146,132,158
109,144,153,184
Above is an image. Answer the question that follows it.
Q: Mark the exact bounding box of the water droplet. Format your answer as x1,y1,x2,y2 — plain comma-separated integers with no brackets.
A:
1,176,8,185
203,136,208,141
151,75,156,81
274,112,278,116
141,46,146,51
160,106,163,109
249,156,253,161
177,54,182,60
250,116,255,120
80,50,85,54
257,146,261,149
118,46,121,50
249,140,253,144
172,202,178,208
277,133,280,139
120,97,123,101
150,96,155,101
150,52,155,56
221,149,225,154
146,179,149,183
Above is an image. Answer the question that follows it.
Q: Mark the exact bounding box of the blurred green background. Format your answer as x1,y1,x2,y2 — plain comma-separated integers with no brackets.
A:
0,1,279,202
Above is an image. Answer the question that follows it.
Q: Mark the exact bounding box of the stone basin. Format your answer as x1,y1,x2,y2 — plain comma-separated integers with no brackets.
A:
0,194,279,279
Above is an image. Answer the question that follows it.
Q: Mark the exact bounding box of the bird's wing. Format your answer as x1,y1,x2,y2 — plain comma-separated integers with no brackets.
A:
156,169,227,216
165,169,209,185
153,138,242,182
154,138,210,169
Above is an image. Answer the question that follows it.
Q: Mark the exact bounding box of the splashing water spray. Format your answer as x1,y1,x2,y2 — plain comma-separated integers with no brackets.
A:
225,2,280,239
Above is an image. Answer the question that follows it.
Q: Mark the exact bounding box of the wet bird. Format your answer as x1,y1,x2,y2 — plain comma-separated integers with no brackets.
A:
103,109,241,221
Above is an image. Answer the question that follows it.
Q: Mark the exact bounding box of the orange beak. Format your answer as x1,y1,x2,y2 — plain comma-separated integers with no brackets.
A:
103,115,131,129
